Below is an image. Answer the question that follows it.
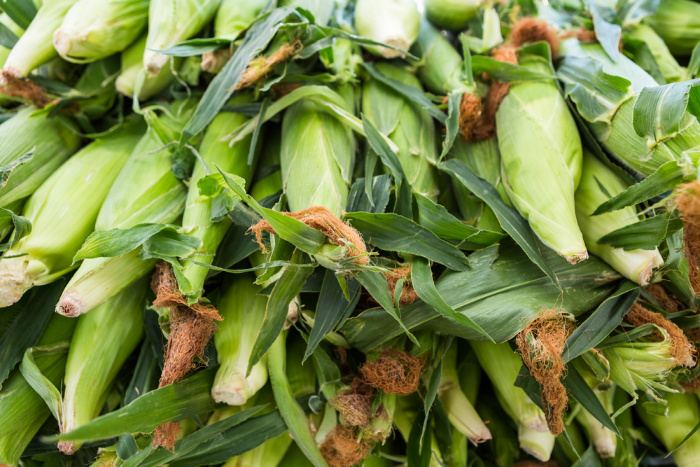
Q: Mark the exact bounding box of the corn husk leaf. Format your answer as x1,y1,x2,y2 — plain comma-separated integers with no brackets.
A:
598,213,682,250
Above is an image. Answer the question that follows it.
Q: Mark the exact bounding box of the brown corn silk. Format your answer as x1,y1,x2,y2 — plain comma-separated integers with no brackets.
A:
624,303,696,367
0,71,52,107
676,181,700,296
237,40,303,90
360,348,426,396
385,265,419,306
457,92,482,141
463,18,559,142
515,308,574,436
251,206,369,265
647,283,684,313
321,425,373,467
150,262,222,448
330,378,376,428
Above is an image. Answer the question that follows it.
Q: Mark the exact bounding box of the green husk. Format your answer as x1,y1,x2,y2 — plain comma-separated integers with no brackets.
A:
178,103,256,301
576,386,617,458
354,0,419,58
438,344,491,444
2,0,79,77
116,35,182,101
213,0,266,40
362,62,439,199
574,150,663,285
281,94,355,217
625,24,686,83
144,0,220,75
211,275,268,406
646,0,700,56
0,14,24,107
278,0,332,26
497,53,587,264
425,0,481,31
53,0,148,63
57,102,193,317
0,107,81,208
58,280,146,455
413,18,469,94
0,120,143,307
637,392,700,466
470,341,555,461
0,314,77,466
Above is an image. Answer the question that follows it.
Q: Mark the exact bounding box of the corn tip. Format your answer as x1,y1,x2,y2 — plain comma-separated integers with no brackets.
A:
211,377,250,406
56,292,84,318
565,250,589,265
57,441,76,456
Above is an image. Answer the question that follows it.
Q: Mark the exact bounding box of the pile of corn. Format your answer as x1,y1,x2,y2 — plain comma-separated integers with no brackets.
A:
2,0,700,465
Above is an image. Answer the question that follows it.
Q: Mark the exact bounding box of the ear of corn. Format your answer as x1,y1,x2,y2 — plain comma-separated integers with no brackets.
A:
575,151,663,285
116,34,182,100
212,274,269,406
625,24,686,83
425,0,481,31
281,93,355,217
0,14,24,106
575,385,617,458
2,0,79,77
59,280,146,454
53,0,148,63
497,54,587,263
57,102,192,317
413,18,469,94
0,120,144,307
470,340,555,461
0,313,77,466
213,0,267,40
362,62,439,200
354,0,420,58
144,0,220,75
646,0,700,56
0,107,81,208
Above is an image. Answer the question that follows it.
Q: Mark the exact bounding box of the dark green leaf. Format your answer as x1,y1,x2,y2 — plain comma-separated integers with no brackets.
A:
414,193,504,250
0,206,30,252
563,365,621,437
407,411,431,467
346,175,391,214
346,212,470,270
123,341,159,406
304,270,360,361
0,280,64,390
563,282,639,362
362,117,412,218
421,336,453,448
440,92,461,161
440,159,560,287
471,55,557,81
598,213,683,250
593,161,684,214
49,367,217,443
411,257,492,340
1,0,37,29
0,22,17,51
157,38,231,56
248,250,314,371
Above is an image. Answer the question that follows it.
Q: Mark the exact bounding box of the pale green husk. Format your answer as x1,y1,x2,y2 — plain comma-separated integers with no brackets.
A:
0,315,77,466
53,0,148,63
425,0,481,31
575,151,663,285
625,24,686,83
497,54,586,263
413,18,468,94
646,0,700,56
58,281,146,454
178,104,255,300
57,102,192,317
354,0,420,58
213,0,266,40
0,107,81,207
116,35,182,101
362,62,439,199
212,275,268,406
2,0,79,77
0,122,142,307
144,0,220,75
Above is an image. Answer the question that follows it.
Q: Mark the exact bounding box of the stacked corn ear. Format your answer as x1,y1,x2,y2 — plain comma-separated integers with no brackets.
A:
425,0,482,31
496,52,587,263
56,102,193,317
0,119,143,307
362,62,439,200
354,0,420,58
144,0,220,75
2,0,79,77
413,18,471,94
58,280,146,454
645,0,700,56
116,34,182,100
211,274,268,406
212,0,266,40
574,150,663,285
53,0,149,63
178,102,256,300
558,39,700,177
0,314,77,466
624,24,687,83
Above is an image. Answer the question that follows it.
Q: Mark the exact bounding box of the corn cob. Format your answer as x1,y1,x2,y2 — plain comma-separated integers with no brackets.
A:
0,120,143,307
211,274,268,406
57,101,192,317
575,151,663,285
2,0,79,77
53,0,148,63
58,280,146,454
362,62,439,200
